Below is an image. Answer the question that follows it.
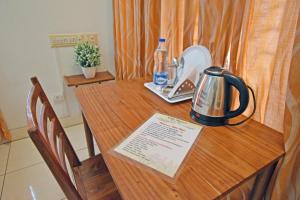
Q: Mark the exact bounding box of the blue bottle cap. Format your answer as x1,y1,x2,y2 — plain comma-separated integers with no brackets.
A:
159,38,166,42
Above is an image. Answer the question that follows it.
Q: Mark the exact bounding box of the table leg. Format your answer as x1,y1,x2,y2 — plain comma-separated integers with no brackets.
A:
249,161,278,200
82,113,95,157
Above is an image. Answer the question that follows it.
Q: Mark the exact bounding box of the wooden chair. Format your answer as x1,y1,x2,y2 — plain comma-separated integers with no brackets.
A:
26,77,121,200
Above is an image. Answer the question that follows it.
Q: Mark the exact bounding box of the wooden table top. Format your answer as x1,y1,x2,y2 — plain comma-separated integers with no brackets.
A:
64,71,114,87
75,79,284,200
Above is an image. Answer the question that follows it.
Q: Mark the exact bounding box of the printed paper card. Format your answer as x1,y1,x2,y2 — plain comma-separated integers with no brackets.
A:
114,113,202,177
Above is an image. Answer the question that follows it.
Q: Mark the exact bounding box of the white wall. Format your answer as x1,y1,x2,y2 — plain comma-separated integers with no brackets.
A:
0,0,115,130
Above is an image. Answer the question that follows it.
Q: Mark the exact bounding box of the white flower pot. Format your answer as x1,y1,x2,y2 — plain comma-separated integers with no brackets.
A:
81,66,97,79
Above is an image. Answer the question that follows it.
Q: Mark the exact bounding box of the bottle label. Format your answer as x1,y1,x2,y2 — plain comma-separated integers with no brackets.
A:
154,72,168,86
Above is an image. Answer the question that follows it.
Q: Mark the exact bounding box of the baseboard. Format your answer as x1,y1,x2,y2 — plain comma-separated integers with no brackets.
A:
9,115,83,142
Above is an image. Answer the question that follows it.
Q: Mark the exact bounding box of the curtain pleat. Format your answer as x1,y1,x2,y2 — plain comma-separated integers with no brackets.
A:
113,0,160,80
235,0,299,132
265,6,300,199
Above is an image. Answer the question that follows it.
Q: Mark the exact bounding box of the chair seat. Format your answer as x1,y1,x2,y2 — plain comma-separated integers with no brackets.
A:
73,154,121,200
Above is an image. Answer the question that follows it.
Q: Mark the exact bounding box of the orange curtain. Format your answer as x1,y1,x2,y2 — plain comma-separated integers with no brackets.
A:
266,8,300,200
113,0,248,80
113,0,161,80
0,109,11,143
235,0,299,132
113,0,300,198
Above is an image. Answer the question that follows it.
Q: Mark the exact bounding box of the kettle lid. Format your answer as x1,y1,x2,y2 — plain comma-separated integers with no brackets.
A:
204,66,224,76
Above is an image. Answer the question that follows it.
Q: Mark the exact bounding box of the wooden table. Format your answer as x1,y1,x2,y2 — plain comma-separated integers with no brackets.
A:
64,71,114,87
75,79,284,200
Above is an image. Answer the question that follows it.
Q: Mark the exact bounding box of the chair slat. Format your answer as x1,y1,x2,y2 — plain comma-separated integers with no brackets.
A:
38,103,50,142
57,132,68,173
26,84,42,127
49,118,59,158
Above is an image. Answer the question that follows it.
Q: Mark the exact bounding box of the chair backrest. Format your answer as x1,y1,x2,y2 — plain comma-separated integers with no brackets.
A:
26,77,82,200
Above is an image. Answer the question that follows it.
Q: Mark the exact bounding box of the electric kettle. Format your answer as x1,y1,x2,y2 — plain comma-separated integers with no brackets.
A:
190,66,256,126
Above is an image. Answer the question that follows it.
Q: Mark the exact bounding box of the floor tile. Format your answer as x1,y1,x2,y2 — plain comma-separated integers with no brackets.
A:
76,144,100,161
94,142,100,155
66,123,100,154
65,124,87,151
76,148,89,161
6,138,43,174
2,162,65,200
0,143,10,175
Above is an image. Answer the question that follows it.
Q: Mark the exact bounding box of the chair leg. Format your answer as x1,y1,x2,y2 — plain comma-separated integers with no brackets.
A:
82,113,95,157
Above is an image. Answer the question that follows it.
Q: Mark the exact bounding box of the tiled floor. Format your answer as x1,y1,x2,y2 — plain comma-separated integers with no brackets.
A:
0,123,100,200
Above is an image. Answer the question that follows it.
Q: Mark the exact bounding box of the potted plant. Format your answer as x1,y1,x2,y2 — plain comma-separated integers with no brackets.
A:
74,42,101,79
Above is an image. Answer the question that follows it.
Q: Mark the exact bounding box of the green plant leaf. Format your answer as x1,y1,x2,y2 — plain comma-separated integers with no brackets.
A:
74,41,101,68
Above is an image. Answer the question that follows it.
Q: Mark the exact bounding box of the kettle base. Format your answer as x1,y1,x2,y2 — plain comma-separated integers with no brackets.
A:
190,110,228,126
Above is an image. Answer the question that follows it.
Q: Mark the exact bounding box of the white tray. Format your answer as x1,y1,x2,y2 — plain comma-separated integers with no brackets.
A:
144,82,193,104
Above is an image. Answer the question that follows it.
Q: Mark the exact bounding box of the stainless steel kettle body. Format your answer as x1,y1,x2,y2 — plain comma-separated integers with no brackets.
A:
191,66,251,126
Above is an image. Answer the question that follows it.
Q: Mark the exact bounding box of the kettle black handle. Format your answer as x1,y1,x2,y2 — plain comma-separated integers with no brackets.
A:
224,72,249,119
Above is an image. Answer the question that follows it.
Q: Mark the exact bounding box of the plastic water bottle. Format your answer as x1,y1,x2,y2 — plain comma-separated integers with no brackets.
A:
153,38,168,88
